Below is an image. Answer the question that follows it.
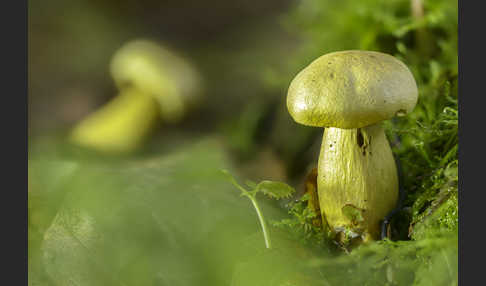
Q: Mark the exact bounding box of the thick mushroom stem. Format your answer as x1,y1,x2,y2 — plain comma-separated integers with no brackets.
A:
70,87,160,153
317,123,398,241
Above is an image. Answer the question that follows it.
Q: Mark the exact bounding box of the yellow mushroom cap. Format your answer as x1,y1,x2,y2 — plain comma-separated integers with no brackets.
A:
110,39,202,123
287,50,418,129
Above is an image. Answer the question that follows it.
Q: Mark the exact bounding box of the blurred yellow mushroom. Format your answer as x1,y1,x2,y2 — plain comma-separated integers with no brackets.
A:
70,39,203,153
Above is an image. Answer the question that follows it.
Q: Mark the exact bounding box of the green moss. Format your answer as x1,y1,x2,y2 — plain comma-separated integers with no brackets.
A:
272,193,329,248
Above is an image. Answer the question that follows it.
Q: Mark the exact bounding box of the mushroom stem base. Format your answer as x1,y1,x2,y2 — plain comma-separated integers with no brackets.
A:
317,123,399,241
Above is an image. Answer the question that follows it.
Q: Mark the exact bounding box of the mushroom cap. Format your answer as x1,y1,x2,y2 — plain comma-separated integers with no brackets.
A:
287,50,418,129
110,39,202,122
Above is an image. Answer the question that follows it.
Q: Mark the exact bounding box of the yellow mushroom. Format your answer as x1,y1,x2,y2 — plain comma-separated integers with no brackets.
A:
287,50,418,241
70,40,202,153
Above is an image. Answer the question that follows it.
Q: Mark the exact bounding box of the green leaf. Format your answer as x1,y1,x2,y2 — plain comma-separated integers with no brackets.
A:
220,169,252,198
256,181,296,199
29,137,286,286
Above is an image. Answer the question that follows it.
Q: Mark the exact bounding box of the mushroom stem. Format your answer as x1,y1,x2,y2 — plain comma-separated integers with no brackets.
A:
70,87,160,153
317,123,399,241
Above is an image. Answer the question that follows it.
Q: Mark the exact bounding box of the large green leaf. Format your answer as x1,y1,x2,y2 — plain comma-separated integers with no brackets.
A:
29,137,295,285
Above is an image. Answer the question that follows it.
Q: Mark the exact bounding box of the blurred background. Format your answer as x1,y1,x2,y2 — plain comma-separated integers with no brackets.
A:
29,0,458,285
29,0,294,133
28,0,310,183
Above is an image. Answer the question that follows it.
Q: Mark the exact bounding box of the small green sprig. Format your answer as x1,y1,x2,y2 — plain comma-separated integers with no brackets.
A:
221,170,295,249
